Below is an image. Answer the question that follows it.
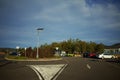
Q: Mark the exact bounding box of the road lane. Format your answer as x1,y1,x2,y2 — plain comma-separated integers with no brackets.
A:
57,57,120,80
0,57,120,80
85,58,120,80
0,56,66,80
0,62,39,80
0,54,11,67
57,57,90,80
86,64,91,69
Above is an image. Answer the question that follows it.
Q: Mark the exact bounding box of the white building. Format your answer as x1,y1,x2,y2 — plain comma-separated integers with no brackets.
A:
104,48,120,54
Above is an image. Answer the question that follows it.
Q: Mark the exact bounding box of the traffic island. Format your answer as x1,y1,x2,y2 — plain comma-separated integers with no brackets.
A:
5,55,62,61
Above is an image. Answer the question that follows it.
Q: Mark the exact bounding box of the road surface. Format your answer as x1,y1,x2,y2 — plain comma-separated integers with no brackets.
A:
0,55,120,80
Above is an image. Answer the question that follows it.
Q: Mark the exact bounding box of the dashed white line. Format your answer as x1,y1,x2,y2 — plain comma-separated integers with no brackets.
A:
87,64,91,69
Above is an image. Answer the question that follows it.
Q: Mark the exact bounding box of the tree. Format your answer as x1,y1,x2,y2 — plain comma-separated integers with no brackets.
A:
80,41,87,53
21,38,106,58
95,43,104,54
86,42,96,53
67,39,75,53
74,39,82,53
39,43,55,58
26,47,33,58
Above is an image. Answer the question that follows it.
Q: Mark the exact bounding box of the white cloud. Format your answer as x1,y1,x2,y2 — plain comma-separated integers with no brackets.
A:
32,0,91,23
33,4,72,22
87,3,120,30
1,0,120,47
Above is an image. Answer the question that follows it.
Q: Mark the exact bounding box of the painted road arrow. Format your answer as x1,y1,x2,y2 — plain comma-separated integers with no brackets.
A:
28,64,67,80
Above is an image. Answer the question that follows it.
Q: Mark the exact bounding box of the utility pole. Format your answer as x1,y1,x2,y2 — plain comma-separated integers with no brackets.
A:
36,28,44,59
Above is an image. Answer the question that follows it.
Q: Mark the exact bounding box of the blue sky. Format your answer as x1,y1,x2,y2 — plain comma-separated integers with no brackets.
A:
0,0,120,48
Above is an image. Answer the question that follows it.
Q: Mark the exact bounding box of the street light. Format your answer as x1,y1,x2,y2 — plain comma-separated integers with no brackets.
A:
55,47,60,57
16,46,20,56
36,28,44,59
25,47,27,57
16,46,20,53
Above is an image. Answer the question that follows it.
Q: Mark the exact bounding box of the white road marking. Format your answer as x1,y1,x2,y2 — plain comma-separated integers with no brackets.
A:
53,64,67,80
27,64,67,80
28,65,43,80
87,64,91,69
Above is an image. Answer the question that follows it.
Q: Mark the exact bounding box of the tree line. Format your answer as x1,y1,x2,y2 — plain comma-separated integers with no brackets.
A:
19,39,105,58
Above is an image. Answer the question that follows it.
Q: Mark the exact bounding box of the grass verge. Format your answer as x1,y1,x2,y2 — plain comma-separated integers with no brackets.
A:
5,55,62,61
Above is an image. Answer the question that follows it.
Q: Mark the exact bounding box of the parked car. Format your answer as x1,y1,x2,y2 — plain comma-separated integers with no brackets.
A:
9,52,18,56
83,52,97,58
113,54,120,63
98,53,116,59
83,52,89,58
89,53,96,58
9,52,21,56
113,54,120,59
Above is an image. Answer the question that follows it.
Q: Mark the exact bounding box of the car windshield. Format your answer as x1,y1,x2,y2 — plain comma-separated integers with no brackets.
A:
104,53,112,55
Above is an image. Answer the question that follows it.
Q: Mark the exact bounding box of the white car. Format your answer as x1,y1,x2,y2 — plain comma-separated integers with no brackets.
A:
98,53,115,59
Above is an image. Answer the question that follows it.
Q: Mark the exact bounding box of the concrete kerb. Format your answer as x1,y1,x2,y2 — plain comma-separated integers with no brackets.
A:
5,57,62,61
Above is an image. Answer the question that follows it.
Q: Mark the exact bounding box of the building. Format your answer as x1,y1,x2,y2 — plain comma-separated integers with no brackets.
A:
104,48,120,54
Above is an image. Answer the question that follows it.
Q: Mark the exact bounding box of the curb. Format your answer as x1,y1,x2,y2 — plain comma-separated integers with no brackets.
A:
5,57,62,62
0,60,11,67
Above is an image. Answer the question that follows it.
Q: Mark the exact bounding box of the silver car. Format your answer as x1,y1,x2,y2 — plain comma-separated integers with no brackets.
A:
98,53,116,59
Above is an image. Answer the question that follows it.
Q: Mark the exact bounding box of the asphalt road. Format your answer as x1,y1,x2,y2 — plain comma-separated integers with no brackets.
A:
57,57,120,80
0,55,120,80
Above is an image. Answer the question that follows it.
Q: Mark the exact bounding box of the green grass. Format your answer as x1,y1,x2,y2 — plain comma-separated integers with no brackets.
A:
6,55,62,61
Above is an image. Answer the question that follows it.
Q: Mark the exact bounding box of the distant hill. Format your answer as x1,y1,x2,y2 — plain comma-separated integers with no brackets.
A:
112,43,120,48
105,43,120,48
0,48,15,53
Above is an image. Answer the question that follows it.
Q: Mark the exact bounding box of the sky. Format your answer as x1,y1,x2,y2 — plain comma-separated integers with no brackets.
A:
0,0,120,48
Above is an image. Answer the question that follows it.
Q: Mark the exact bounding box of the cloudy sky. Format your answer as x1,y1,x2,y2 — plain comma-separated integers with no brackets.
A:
0,0,120,48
